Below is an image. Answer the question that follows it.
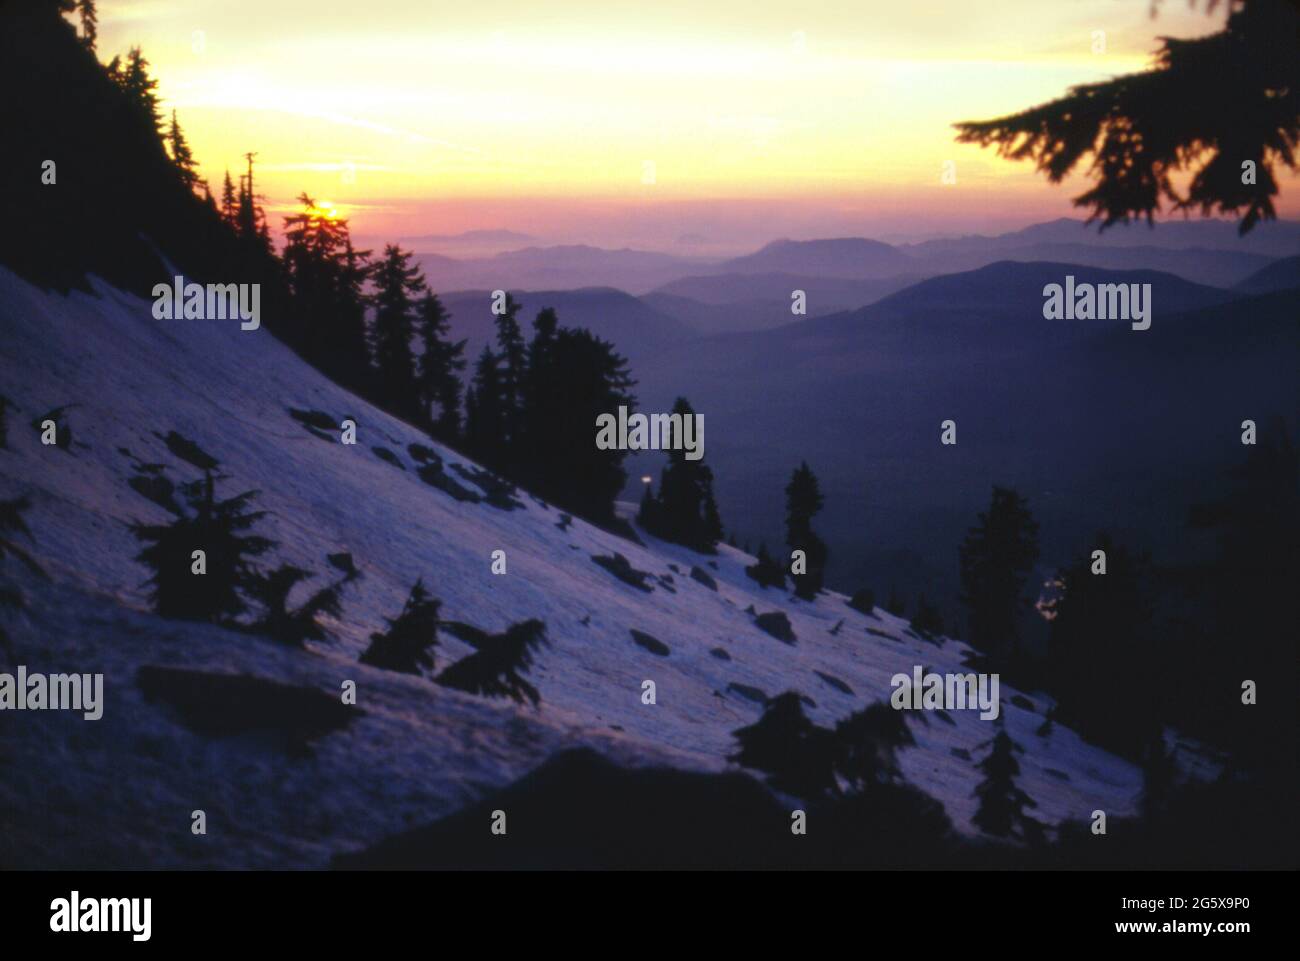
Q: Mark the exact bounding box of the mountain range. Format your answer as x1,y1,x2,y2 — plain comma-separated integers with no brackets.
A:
629,261,1298,616
414,219,1297,336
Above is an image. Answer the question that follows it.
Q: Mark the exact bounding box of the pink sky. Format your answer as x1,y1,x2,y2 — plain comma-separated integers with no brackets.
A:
94,0,1299,252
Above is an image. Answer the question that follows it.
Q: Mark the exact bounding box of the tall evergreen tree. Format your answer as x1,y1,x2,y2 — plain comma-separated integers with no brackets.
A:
464,345,507,469
414,292,466,442
463,303,641,524
360,580,442,674
1044,533,1157,758
958,486,1039,662
971,730,1041,841
340,237,371,375
369,244,425,418
167,109,198,192
493,293,527,460
785,461,828,600
516,306,559,469
220,169,237,226
281,193,372,386
435,619,548,706
76,0,96,51
526,305,559,372
130,472,274,624
106,47,163,139
637,397,723,552
519,325,635,523
235,152,273,255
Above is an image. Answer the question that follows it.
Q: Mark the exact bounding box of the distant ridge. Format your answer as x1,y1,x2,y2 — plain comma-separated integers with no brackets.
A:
1234,254,1300,294
903,217,1300,259
718,237,913,279
869,260,1234,317
401,229,537,246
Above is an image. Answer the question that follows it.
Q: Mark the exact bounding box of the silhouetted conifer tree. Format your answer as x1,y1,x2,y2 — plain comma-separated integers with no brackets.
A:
912,594,944,636
702,489,724,545
130,472,273,623
436,618,548,706
1044,533,1157,758
730,692,839,798
76,0,95,50
834,701,915,788
972,730,1041,841
370,244,425,417
636,481,660,530
220,170,237,225
515,306,558,469
106,47,163,139
517,324,635,524
958,486,1039,661
847,587,875,615
414,292,466,442
785,461,827,599
360,579,441,673
744,542,786,589
464,346,507,469
885,587,906,617
166,110,198,191
281,193,372,387
243,563,345,647
233,152,274,257
494,293,527,459
638,397,723,552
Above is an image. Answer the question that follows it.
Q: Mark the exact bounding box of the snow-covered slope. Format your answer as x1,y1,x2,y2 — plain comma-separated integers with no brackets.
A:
0,267,1142,868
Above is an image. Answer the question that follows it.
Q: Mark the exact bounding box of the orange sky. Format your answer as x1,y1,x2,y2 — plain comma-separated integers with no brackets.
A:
92,0,1298,251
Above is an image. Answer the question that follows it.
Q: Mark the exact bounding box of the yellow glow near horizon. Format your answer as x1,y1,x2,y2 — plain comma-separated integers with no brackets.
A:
91,0,1297,245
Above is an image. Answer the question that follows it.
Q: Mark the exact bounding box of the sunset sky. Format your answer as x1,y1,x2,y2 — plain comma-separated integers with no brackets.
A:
93,0,1297,251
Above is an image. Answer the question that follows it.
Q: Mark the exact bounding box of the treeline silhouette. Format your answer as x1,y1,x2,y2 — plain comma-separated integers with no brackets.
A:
7,2,649,528
3,1,283,300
